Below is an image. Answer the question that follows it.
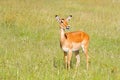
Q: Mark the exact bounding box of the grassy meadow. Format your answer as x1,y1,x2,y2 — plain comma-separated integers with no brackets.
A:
0,0,120,80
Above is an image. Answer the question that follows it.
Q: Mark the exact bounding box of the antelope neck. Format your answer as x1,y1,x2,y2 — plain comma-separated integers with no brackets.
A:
60,28,66,41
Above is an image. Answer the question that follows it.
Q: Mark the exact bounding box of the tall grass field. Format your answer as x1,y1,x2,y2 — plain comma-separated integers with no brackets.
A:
0,0,120,80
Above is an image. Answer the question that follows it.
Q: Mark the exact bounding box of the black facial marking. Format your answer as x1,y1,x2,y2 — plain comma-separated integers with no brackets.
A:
69,15,72,17
61,21,63,23
55,15,58,17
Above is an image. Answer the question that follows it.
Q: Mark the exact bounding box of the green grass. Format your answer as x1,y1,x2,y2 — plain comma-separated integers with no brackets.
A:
0,0,120,80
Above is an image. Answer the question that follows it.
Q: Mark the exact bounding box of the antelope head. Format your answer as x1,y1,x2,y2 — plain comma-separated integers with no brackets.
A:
55,15,72,30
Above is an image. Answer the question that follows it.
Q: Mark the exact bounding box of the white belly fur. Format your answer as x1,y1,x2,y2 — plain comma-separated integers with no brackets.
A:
62,47,69,52
62,42,81,52
62,47,80,52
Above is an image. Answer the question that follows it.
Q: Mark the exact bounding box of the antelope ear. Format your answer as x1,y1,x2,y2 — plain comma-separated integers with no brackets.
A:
66,15,72,21
55,15,60,23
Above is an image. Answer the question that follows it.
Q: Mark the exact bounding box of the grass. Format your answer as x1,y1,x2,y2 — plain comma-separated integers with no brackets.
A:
0,0,120,80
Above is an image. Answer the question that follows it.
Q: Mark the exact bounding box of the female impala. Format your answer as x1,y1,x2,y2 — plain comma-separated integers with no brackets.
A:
55,15,89,70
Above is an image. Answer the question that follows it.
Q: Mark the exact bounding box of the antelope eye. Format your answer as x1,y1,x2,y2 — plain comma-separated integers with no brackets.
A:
61,21,63,23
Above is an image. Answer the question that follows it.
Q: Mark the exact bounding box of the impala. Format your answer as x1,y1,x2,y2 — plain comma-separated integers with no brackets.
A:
55,15,89,70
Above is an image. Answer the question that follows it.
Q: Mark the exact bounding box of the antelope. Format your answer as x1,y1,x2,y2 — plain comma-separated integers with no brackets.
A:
55,15,89,70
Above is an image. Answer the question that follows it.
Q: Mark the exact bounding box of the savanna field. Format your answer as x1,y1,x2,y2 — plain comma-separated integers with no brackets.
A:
0,0,120,80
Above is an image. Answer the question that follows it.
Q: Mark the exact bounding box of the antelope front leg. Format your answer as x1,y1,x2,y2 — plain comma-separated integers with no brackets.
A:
67,50,72,70
75,51,80,69
64,52,67,69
